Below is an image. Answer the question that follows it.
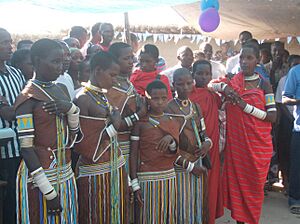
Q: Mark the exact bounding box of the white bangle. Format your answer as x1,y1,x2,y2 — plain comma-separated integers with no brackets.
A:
200,118,206,131
169,140,176,152
44,189,58,200
186,162,194,173
67,103,77,115
131,178,140,192
130,135,140,141
251,107,267,120
128,176,132,187
174,155,182,165
30,167,43,176
243,104,254,114
134,113,139,121
106,124,117,138
221,83,228,92
267,107,277,112
68,107,80,130
125,117,133,127
32,169,54,197
205,137,213,149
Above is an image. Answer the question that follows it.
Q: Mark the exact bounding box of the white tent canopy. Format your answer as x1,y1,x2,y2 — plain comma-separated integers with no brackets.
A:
173,0,300,40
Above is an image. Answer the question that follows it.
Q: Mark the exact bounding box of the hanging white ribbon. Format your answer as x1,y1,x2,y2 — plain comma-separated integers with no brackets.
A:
287,36,292,44
153,34,159,43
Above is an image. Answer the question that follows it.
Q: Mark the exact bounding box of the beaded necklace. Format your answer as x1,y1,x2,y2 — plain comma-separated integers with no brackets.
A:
31,79,55,88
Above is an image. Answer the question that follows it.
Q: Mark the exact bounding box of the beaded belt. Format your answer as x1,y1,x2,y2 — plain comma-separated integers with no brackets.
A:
28,162,74,185
77,155,126,178
137,168,176,182
118,141,130,156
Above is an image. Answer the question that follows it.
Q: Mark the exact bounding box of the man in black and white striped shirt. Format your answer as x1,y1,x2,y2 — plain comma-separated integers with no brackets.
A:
0,28,26,224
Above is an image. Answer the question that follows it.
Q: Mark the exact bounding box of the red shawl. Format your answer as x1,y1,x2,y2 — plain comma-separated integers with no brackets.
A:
190,86,224,223
222,72,272,224
130,69,172,99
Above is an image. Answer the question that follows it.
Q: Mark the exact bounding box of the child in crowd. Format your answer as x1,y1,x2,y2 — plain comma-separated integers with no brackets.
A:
74,52,129,223
130,80,180,223
10,48,33,80
15,38,81,223
190,60,224,224
166,68,212,224
130,44,172,99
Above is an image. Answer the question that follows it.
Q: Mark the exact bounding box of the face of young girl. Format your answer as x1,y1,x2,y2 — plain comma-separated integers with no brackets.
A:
20,55,33,80
37,48,64,81
95,62,120,90
139,53,157,72
117,47,134,75
148,88,168,114
239,47,258,76
193,64,212,88
70,50,84,71
174,73,194,99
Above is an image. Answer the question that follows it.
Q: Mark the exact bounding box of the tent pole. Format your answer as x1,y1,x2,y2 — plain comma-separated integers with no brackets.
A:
124,12,131,45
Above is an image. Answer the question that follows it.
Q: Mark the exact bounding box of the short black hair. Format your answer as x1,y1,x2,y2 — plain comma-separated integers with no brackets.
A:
99,23,113,33
11,49,31,67
90,51,116,71
173,67,192,82
91,22,102,36
16,40,33,50
288,55,300,66
130,33,138,43
139,44,159,60
242,43,260,59
69,26,88,38
30,38,62,66
260,48,271,56
271,41,284,49
239,31,253,39
109,42,131,59
146,80,167,95
192,60,212,75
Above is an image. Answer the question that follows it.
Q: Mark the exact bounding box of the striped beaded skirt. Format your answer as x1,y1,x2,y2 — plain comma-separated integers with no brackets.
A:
76,155,129,224
119,140,130,173
175,160,208,224
16,161,78,224
136,169,177,224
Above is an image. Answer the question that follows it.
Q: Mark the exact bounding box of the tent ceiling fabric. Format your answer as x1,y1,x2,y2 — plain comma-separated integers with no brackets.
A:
0,0,196,13
173,0,300,40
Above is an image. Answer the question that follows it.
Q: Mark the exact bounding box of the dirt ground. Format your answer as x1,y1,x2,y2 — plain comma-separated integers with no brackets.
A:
216,191,300,224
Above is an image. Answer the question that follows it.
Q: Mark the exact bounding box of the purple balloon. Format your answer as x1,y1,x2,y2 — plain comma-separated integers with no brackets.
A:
199,7,220,32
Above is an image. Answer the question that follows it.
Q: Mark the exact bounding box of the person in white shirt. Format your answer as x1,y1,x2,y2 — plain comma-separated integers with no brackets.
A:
162,46,194,87
226,31,253,74
199,42,226,79
55,41,76,99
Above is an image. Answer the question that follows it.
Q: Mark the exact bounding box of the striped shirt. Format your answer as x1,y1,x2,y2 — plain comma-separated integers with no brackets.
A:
0,65,26,159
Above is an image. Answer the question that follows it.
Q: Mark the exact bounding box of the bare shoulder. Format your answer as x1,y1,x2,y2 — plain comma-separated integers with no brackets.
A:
74,92,90,115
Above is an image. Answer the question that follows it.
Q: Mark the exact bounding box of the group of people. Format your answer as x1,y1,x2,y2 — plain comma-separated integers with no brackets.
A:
0,21,299,224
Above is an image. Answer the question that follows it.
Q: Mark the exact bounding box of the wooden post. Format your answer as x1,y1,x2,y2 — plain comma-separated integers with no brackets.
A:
124,12,131,45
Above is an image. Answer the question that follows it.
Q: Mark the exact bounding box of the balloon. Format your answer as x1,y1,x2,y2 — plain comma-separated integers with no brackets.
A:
201,0,220,11
199,8,220,33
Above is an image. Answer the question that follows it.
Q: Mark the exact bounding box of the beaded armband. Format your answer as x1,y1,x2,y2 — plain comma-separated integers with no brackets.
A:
265,93,277,112
17,114,35,148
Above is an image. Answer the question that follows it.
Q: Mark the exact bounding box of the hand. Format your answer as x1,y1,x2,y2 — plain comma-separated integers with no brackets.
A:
156,135,173,152
223,86,240,104
200,141,211,158
191,165,207,178
0,105,16,121
261,80,273,94
136,97,148,119
109,107,122,130
46,195,62,216
43,100,72,115
134,190,144,207
0,96,9,104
